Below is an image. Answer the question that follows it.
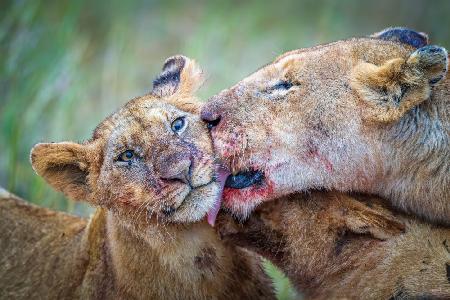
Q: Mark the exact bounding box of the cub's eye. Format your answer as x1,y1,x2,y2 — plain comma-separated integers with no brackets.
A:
118,150,135,162
171,116,187,133
272,80,293,90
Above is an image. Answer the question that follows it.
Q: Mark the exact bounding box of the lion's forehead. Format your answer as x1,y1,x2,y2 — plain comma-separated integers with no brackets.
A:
267,38,414,77
110,112,164,137
100,102,183,155
276,38,413,62
244,46,346,85
223,39,415,94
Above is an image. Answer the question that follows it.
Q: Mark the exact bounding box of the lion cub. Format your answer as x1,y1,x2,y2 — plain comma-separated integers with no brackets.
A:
202,28,449,225
217,192,450,299
0,56,274,299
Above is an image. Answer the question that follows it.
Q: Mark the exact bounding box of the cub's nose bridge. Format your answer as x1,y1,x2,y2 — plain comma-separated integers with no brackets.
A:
159,159,191,184
156,152,192,184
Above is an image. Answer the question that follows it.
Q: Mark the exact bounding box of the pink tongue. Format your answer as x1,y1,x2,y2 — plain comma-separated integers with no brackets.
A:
207,195,222,227
207,167,229,226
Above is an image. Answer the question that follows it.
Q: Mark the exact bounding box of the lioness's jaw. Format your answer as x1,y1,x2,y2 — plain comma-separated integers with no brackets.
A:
352,45,448,123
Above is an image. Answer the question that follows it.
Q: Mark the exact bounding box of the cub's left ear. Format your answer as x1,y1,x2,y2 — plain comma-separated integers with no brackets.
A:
30,142,93,202
152,55,204,98
352,45,448,122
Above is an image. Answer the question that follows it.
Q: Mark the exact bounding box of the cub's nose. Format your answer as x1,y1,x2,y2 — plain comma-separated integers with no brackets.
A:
158,156,191,184
201,102,221,129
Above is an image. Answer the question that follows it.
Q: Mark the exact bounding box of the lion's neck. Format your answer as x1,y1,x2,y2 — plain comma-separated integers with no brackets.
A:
104,212,228,299
106,212,187,298
376,84,449,224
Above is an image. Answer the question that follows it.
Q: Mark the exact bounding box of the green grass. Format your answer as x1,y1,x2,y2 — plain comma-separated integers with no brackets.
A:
2,0,450,298
264,260,300,300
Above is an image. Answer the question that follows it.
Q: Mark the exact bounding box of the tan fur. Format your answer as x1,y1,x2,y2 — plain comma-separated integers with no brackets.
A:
201,30,449,225
0,56,274,299
217,191,450,299
352,47,447,123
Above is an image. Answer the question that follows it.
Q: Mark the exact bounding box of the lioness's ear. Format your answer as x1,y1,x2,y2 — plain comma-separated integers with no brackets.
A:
352,45,448,122
152,55,204,98
30,142,91,201
371,27,428,48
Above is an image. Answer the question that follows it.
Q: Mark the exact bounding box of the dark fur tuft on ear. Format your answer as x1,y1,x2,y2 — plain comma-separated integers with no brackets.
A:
152,56,186,97
371,27,429,48
408,45,448,84
151,55,204,99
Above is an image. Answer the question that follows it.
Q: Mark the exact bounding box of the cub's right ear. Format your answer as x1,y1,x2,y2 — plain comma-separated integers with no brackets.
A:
30,142,91,201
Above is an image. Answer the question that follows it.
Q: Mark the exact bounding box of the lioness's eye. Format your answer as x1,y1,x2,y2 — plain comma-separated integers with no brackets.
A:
118,150,135,162
171,116,186,133
272,80,293,90
260,80,295,100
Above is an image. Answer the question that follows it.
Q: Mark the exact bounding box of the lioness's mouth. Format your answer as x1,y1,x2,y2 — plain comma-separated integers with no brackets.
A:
225,170,264,189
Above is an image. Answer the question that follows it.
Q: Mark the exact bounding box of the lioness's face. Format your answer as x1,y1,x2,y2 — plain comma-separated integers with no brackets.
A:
202,30,447,217
32,56,225,225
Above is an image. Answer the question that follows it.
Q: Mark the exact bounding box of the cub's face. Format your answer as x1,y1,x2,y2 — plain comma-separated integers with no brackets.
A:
95,98,220,224
31,56,224,226
202,29,448,217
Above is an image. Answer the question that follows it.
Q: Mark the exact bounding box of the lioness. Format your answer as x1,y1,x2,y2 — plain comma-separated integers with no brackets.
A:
217,192,450,299
0,56,274,299
201,28,449,225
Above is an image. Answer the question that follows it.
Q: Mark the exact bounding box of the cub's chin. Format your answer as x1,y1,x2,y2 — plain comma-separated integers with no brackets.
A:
169,181,223,225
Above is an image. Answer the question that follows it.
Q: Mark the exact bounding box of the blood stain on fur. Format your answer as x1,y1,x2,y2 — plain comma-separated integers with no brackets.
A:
223,180,275,207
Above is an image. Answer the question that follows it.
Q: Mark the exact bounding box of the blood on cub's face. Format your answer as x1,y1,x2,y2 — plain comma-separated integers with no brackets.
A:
96,98,222,225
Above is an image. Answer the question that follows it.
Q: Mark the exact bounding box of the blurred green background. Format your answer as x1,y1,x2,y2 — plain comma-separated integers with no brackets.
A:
1,1,450,299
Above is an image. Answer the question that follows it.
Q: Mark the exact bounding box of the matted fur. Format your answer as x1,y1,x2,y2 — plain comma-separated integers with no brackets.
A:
0,56,275,299
202,29,449,225
217,192,450,299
